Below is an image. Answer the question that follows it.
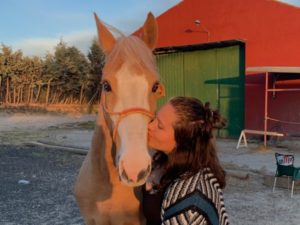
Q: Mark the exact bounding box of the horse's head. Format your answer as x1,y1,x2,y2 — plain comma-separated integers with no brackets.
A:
94,13,164,186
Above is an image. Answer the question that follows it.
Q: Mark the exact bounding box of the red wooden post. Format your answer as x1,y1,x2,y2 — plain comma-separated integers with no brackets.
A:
264,72,269,147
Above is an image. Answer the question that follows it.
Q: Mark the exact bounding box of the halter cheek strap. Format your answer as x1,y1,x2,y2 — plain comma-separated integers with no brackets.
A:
101,96,154,141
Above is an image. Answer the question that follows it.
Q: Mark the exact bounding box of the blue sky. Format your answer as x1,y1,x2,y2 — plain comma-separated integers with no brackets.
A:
0,0,181,56
0,0,299,57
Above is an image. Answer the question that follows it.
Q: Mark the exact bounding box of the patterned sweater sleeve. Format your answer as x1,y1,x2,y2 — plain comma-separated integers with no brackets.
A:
161,169,229,225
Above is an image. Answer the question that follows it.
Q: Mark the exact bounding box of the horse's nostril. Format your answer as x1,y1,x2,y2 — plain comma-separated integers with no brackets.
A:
137,165,151,182
121,169,131,182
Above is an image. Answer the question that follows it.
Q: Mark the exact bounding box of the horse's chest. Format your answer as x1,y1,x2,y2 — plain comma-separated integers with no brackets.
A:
96,187,141,217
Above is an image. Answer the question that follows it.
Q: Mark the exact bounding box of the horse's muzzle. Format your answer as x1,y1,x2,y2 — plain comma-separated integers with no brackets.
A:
119,163,151,187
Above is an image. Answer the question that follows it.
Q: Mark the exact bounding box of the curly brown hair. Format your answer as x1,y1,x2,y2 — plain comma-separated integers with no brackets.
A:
155,96,226,190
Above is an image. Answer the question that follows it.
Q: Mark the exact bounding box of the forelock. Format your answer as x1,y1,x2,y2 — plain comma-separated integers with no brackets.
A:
103,36,158,78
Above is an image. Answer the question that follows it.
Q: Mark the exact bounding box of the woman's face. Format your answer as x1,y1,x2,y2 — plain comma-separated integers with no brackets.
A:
148,103,177,154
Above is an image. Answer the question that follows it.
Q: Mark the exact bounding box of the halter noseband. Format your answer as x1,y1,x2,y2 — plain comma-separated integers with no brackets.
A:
102,97,154,141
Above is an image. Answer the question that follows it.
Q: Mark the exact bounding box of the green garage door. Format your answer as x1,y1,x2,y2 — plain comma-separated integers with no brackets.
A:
155,40,245,138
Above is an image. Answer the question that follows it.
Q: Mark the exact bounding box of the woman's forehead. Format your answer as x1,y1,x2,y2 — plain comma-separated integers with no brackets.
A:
157,103,177,125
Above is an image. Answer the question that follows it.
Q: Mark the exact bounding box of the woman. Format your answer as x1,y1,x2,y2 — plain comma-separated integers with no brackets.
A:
143,96,229,225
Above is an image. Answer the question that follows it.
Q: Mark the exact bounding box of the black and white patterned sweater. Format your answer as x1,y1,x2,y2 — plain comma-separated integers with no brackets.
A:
161,168,229,225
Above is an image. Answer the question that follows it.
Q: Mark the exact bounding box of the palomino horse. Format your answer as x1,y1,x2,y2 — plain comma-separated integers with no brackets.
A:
74,12,164,225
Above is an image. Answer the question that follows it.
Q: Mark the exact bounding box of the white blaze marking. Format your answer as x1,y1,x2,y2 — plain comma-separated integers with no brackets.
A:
113,64,151,182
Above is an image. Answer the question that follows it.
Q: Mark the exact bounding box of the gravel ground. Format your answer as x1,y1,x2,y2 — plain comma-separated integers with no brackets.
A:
224,172,300,225
0,144,85,225
1,112,300,225
3,143,300,225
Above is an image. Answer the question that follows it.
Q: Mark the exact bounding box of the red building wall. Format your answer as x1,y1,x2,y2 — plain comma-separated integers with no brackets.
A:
142,0,300,134
154,0,300,67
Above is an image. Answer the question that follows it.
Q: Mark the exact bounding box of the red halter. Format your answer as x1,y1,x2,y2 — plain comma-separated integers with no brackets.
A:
102,97,154,141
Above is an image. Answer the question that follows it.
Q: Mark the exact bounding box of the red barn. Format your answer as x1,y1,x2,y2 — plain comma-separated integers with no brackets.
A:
138,0,300,136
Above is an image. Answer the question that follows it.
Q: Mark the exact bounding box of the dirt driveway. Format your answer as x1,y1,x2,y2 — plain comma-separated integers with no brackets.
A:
0,144,85,225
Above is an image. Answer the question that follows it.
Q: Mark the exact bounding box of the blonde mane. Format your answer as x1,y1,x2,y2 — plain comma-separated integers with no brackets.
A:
103,35,159,78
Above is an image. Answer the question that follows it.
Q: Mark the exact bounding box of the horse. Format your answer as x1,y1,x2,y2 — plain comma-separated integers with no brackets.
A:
74,12,164,225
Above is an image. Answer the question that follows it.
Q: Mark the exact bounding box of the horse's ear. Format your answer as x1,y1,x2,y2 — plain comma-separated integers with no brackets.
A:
94,13,116,55
141,12,158,50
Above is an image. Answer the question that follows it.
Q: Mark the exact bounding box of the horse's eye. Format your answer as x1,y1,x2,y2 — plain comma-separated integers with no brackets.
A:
152,82,160,93
102,81,112,92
